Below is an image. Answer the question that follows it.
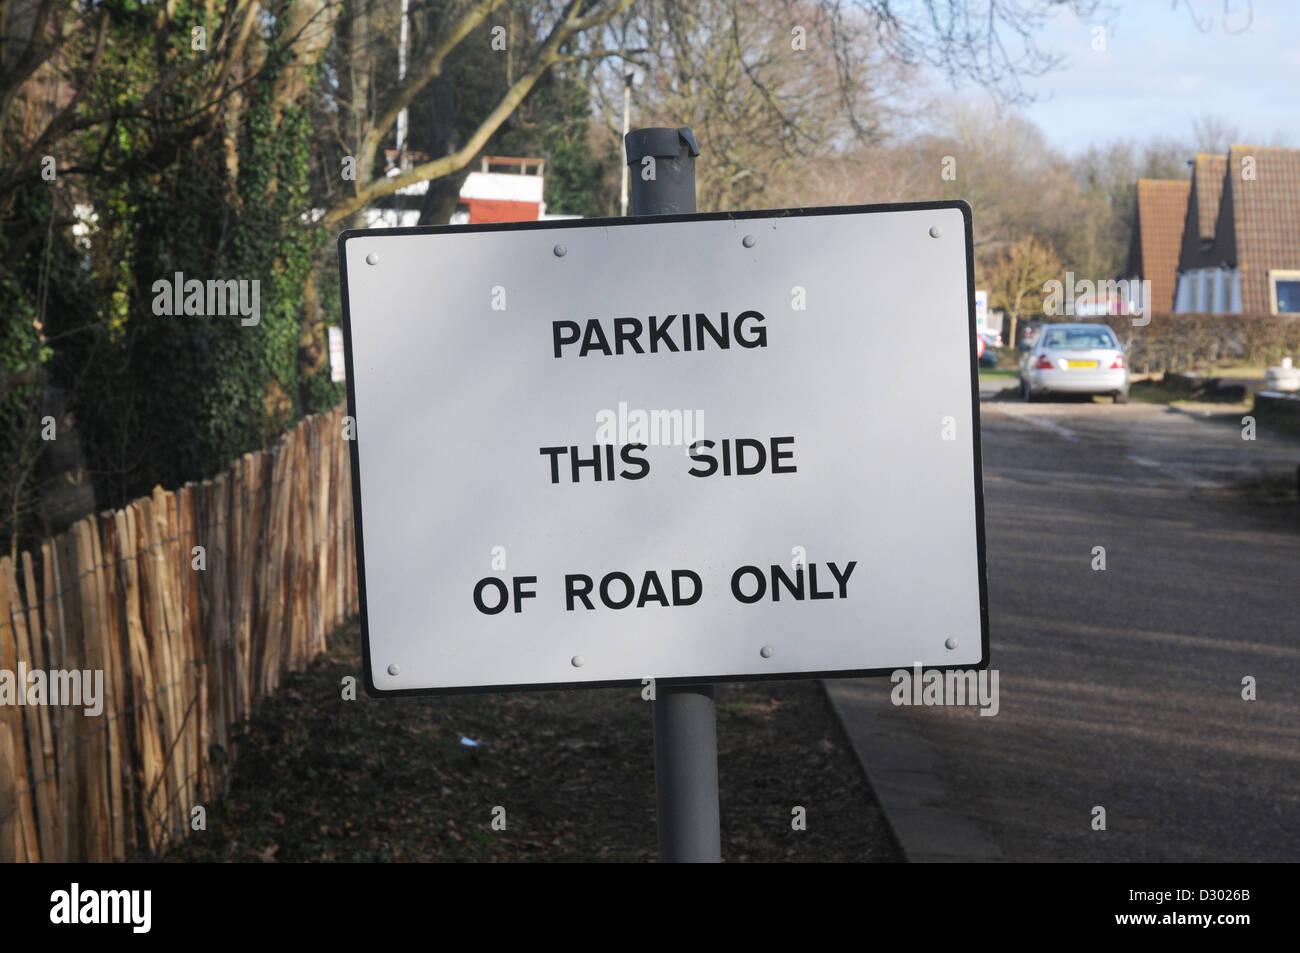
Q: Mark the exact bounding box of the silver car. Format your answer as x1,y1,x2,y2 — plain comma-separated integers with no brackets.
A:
1019,323,1130,403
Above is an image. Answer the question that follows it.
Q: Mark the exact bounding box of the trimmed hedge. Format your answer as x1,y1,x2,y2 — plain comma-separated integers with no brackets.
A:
1088,313,1300,375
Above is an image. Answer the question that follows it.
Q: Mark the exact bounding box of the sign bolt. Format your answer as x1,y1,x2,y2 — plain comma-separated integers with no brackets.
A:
742,235,756,248
571,655,585,667
944,638,958,650
928,226,942,239
387,663,400,675
759,644,774,659
553,244,567,258
365,252,380,265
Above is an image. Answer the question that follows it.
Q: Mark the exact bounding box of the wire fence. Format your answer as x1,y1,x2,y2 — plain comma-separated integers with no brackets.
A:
0,404,358,861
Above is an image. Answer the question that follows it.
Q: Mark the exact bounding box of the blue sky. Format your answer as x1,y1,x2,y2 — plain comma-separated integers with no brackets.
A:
922,0,1298,154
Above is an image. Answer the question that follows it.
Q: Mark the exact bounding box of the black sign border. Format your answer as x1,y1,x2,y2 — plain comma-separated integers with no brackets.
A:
338,199,989,697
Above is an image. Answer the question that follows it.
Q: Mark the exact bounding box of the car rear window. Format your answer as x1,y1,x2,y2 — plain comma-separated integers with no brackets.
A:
1042,328,1117,349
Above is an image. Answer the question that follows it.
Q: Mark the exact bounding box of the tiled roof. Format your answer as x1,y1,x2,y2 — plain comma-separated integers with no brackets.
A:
1194,154,1226,240
1129,178,1190,313
1222,145,1300,314
1178,154,1228,270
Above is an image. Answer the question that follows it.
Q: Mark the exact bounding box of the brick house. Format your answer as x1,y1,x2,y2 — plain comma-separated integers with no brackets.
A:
1173,146,1300,314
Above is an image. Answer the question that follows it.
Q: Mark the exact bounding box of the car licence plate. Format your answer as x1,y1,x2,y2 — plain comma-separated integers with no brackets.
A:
1067,360,1098,368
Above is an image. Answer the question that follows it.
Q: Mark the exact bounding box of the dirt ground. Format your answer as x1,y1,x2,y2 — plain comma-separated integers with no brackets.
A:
149,619,900,863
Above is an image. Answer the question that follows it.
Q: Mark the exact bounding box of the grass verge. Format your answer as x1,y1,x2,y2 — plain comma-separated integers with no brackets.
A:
147,619,901,863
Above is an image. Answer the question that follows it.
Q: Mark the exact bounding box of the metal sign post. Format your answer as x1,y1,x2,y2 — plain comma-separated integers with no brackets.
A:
625,127,722,864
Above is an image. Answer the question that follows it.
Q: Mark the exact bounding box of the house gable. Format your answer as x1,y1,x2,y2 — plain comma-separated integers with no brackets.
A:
1226,145,1300,314
1128,178,1190,313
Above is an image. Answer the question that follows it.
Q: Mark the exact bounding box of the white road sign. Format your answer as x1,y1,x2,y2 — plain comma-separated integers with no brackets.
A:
339,202,988,694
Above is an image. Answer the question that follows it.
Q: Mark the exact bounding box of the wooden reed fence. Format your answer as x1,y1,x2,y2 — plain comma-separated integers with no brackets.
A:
0,404,358,861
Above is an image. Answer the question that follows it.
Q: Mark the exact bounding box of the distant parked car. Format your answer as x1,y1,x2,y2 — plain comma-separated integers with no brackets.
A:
977,330,1000,367
1019,323,1130,403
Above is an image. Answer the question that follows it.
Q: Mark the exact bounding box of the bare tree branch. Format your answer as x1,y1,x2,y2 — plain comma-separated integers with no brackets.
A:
324,0,636,227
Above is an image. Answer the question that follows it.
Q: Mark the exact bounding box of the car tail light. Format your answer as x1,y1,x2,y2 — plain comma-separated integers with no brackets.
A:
1110,354,1126,369
1035,354,1054,369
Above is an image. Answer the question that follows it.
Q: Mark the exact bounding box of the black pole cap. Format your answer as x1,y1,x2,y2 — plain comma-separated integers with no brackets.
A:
624,126,700,164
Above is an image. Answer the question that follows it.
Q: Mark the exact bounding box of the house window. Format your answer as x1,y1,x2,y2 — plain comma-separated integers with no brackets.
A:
1174,273,1194,312
1211,268,1227,313
1271,271,1300,314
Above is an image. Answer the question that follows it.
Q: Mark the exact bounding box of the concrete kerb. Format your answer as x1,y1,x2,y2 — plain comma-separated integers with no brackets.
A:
822,678,1004,863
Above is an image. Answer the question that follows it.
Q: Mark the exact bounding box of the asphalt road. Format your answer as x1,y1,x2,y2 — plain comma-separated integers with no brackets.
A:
893,378,1300,861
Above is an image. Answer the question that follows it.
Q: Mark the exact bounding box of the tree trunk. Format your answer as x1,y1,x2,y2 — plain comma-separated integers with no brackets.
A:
298,268,326,385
